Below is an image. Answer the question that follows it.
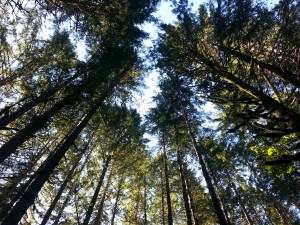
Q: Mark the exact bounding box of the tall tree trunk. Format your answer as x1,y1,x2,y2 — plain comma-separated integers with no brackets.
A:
0,62,133,164
225,170,253,225
40,142,91,225
111,177,124,225
0,70,83,127
208,167,232,225
246,160,292,225
182,110,228,225
177,149,193,225
162,135,173,225
143,177,148,225
0,68,127,225
182,163,200,225
82,155,112,225
52,191,71,225
160,161,166,225
92,168,113,225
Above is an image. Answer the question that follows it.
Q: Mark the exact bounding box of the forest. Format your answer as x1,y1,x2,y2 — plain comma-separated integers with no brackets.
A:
0,0,299,224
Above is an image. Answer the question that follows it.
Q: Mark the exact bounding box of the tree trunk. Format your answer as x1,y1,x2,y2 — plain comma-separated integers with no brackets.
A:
177,149,193,225
82,155,112,225
92,168,113,225
183,163,200,225
246,160,292,225
0,70,83,127
0,62,133,164
40,142,91,225
53,189,72,225
208,167,232,225
111,177,124,225
143,177,148,225
0,67,127,224
161,161,166,225
162,136,173,225
225,170,253,225
183,110,228,225
219,45,300,88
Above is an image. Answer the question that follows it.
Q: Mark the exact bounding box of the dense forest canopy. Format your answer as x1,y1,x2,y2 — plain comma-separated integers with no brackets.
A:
0,0,299,224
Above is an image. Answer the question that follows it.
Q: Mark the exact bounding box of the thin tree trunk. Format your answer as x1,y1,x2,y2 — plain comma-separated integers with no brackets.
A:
52,191,71,225
182,110,228,225
111,177,124,225
143,177,147,225
162,136,173,225
177,149,193,225
225,170,253,225
40,141,91,225
246,160,292,225
161,161,166,225
183,163,200,225
0,68,127,225
92,168,113,225
82,155,112,225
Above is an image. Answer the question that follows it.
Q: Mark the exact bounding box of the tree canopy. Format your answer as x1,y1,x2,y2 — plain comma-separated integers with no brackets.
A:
0,0,299,224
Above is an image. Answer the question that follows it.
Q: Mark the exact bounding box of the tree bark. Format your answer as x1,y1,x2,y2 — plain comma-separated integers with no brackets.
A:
183,110,228,225
111,177,124,225
183,163,200,225
0,61,133,164
0,68,127,225
53,189,71,225
177,149,193,225
143,177,148,225
162,135,173,225
92,168,113,225
82,155,112,225
40,142,91,225
0,70,83,127
219,45,300,88
161,161,166,225
225,170,253,225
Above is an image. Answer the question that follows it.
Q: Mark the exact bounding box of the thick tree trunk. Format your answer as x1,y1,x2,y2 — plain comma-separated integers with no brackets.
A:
111,177,124,225
183,111,228,225
177,149,193,225
0,71,82,127
92,169,113,225
82,155,112,225
162,137,173,225
40,142,91,225
208,168,232,225
0,68,126,224
0,62,133,164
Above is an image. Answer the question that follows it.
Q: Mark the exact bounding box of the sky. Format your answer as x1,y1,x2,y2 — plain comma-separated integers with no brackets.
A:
134,0,205,117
